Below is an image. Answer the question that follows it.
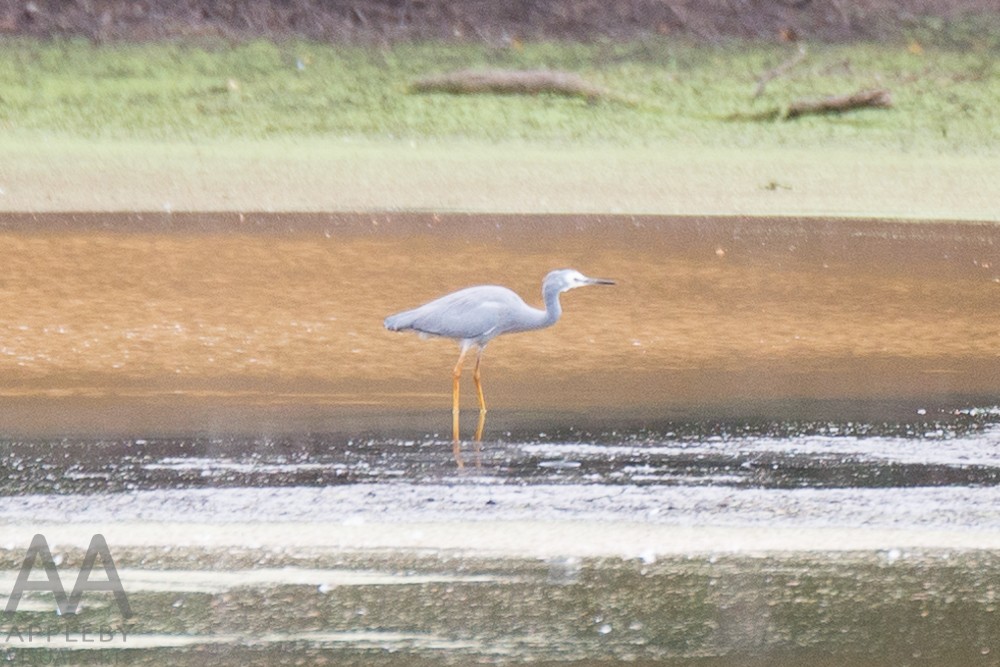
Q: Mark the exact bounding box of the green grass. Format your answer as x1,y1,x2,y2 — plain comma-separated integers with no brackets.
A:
0,37,996,218
0,37,997,153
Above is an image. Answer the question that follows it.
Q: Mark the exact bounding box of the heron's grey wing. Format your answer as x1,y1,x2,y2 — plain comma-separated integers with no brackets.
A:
384,286,517,340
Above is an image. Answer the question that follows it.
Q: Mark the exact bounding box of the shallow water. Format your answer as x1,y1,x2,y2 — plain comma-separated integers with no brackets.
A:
3,403,1000,498
3,406,1000,664
4,550,1000,666
2,213,1000,664
0,213,998,436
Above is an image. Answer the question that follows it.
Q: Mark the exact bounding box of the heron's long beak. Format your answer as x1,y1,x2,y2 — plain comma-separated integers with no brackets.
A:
586,277,616,285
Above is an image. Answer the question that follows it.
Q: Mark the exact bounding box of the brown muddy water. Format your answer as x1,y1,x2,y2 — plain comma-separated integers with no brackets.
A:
0,212,997,435
1,212,1000,665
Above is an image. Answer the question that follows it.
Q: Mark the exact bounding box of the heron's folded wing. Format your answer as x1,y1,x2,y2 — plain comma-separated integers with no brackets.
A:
410,292,507,339
393,286,519,338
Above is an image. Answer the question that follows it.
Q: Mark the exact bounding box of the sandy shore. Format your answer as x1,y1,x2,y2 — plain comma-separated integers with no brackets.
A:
2,139,998,220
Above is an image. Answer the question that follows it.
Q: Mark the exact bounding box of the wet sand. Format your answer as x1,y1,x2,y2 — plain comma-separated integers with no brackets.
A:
0,212,998,436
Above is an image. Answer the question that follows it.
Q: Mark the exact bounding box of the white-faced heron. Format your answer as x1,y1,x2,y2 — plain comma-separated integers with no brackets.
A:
384,269,615,460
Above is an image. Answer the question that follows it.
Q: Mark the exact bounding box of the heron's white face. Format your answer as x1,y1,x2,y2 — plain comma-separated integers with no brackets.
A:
549,269,616,292
563,270,593,290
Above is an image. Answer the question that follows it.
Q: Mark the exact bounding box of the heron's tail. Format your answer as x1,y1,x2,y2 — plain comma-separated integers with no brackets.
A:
384,310,417,332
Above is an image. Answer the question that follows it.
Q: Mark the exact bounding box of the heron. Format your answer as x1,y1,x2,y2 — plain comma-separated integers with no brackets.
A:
384,269,615,462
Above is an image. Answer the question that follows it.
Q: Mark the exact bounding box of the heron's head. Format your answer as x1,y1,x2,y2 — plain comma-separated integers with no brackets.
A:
545,269,616,293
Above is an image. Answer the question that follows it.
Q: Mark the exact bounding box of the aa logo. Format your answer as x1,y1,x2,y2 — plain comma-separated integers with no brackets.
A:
4,534,132,618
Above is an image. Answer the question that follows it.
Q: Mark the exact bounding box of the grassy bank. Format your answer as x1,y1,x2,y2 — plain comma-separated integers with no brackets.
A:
0,38,996,217
1,38,997,149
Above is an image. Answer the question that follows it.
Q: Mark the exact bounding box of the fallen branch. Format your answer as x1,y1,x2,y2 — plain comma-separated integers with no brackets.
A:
784,87,893,119
729,87,892,121
753,43,807,99
409,69,614,103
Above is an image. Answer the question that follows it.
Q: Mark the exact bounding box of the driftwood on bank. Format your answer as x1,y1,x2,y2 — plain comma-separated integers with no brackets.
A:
784,88,893,118
409,69,614,103
733,87,893,121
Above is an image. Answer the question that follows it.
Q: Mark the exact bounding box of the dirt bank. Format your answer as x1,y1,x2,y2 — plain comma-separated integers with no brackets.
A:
2,0,998,43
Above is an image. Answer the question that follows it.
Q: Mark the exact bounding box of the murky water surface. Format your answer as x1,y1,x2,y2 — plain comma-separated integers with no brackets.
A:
3,406,1000,665
0,213,998,428
3,549,1000,666
3,405,1000,497
1,214,1000,665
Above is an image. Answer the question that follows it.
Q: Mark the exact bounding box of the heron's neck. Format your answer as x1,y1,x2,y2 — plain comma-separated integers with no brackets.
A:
512,283,563,333
538,283,563,328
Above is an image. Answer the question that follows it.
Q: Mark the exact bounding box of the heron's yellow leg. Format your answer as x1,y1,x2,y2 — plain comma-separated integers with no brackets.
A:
474,408,486,442
473,348,487,414
451,347,470,467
